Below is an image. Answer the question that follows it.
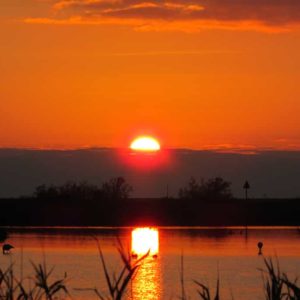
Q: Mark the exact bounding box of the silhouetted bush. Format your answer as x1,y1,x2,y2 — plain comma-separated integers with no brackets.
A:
101,177,133,200
179,177,233,201
34,177,132,203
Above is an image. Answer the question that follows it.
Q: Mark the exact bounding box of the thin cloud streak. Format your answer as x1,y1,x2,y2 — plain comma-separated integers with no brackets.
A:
24,17,296,33
82,50,239,56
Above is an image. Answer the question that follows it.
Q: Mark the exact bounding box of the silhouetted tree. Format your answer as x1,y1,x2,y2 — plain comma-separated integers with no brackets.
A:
34,182,101,202
178,177,202,200
34,184,59,200
179,177,232,201
34,178,133,202
58,181,100,201
101,177,133,200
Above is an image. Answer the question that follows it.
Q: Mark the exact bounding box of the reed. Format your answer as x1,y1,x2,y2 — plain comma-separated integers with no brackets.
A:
0,262,68,300
260,257,300,300
76,237,149,300
179,254,188,300
260,258,284,300
192,257,300,300
281,273,300,299
31,262,69,300
2,245,300,300
194,278,219,300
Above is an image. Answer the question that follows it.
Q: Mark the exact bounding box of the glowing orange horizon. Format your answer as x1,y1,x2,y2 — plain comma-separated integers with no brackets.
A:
130,136,161,152
1,2,300,151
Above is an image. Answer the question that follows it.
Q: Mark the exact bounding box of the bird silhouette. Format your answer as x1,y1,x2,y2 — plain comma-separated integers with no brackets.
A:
2,243,14,255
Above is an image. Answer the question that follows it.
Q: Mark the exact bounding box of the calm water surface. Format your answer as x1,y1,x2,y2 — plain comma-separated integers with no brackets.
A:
1,227,300,299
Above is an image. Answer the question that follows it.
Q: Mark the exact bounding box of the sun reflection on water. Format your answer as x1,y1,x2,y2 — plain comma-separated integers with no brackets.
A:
131,227,161,300
131,258,161,300
131,227,159,257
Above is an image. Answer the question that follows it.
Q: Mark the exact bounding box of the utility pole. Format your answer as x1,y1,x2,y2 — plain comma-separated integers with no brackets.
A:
243,180,250,239
166,184,169,199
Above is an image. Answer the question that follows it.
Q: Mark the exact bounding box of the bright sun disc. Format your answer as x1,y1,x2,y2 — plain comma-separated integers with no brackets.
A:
130,136,160,152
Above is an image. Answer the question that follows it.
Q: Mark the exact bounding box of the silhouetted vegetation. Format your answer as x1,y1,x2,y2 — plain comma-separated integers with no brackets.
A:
34,177,132,202
1,242,300,300
0,262,68,300
179,256,300,300
179,177,233,201
76,238,148,300
258,257,300,300
0,176,300,226
194,278,220,300
101,177,133,200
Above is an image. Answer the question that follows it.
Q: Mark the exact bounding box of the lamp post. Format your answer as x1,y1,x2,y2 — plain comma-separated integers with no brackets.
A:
243,181,250,200
243,180,250,238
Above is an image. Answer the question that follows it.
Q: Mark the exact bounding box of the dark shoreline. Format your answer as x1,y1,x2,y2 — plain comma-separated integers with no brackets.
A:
1,197,300,227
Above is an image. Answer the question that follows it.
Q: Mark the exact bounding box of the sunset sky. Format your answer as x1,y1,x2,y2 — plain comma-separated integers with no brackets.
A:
1,0,300,150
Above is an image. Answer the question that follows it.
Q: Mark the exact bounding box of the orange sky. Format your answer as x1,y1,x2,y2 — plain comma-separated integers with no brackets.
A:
1,0,300,150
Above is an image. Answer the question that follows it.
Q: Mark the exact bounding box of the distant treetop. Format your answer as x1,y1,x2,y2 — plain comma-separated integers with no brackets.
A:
179,177,233,201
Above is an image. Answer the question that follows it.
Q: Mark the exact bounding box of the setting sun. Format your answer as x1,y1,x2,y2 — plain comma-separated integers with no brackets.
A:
130,136,161,152
131,227,159,257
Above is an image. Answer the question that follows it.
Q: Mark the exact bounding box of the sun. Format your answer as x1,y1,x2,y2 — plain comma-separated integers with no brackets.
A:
130,136,160,152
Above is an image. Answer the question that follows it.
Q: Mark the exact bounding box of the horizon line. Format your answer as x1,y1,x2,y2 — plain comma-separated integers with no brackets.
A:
1,146,300,154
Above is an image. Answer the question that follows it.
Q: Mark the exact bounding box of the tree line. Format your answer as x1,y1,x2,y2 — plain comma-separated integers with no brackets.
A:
1,176,300,226
33,176,233,201
34,177,133,202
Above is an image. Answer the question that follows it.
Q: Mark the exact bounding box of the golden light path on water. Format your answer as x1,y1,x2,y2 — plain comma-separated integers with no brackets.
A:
131,258,161,300
131,228,161,300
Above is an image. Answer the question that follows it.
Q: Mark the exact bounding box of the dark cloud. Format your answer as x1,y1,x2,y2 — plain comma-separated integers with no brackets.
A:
25,0,300,31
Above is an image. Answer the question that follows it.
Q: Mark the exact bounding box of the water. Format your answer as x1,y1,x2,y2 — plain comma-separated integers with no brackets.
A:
1,227,300,299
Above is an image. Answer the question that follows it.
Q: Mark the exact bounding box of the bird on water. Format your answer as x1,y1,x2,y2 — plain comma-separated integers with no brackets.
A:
2,243,14,254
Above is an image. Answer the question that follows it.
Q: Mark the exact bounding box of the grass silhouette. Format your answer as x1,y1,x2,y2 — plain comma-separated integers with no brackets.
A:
1,244,300,299
0,262,68,300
